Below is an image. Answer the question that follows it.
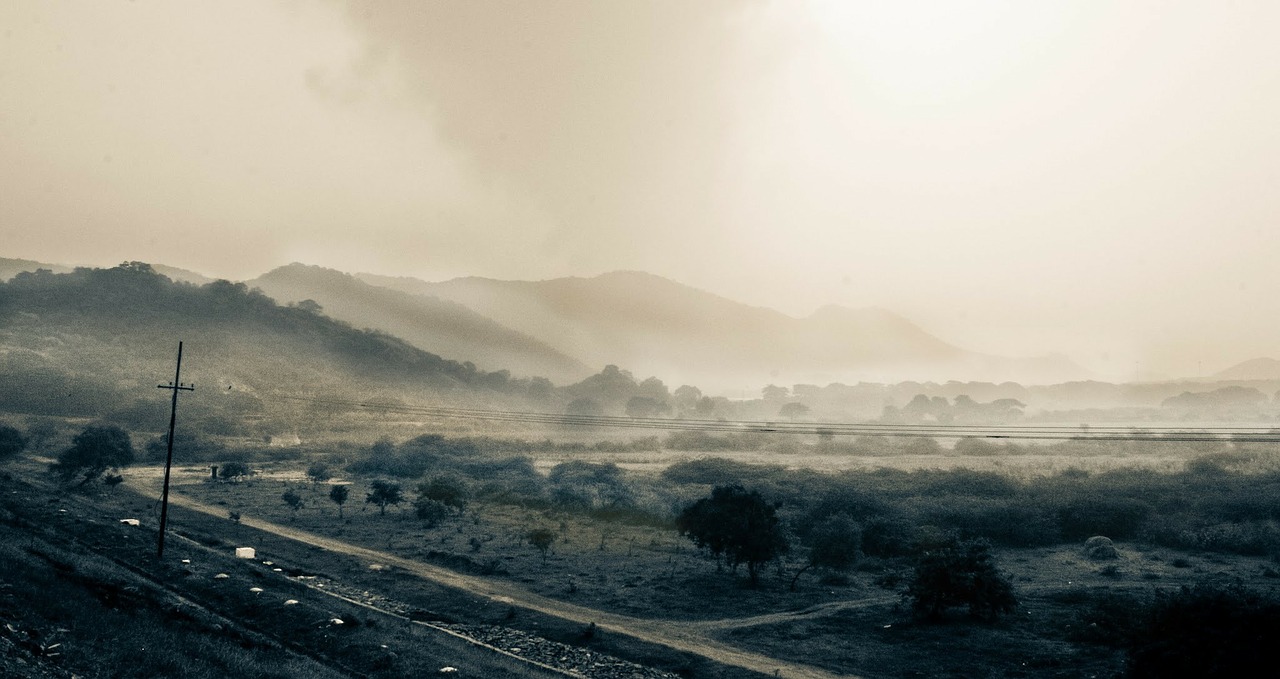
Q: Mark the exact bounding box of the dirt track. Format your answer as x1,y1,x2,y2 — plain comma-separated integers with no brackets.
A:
143,478,862,679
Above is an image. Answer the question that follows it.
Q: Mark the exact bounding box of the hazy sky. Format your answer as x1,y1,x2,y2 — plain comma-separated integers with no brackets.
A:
3,1,1279,380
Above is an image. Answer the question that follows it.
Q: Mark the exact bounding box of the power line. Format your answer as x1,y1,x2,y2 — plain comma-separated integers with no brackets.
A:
265,393,1280,443
156,341,195,560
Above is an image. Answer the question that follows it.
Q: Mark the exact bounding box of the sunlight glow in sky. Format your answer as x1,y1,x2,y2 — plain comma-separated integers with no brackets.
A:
2,1,1278,380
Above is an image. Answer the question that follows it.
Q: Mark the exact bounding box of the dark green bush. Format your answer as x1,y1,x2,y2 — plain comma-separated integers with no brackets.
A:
905,538,1016,622
1128,585,1280,678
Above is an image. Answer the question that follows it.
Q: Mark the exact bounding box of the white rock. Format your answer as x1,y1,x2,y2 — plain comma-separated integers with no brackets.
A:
249,587,264,593
213,573,229,579
283,599,299,606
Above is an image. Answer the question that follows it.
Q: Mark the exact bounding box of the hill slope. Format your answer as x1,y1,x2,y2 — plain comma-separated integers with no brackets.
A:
249,264,588,382
1213,357,1280,381
0,263,533,432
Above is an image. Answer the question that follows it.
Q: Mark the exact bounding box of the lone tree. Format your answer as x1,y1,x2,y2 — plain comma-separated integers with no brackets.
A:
329,484,350,519
906,537,1016,622
53,424,134,486
676,484,789,585
365,479,403,515
528,527,556,564
0,423,28,462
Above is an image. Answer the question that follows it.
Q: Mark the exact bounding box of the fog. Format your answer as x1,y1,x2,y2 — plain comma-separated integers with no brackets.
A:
4,1,1280,381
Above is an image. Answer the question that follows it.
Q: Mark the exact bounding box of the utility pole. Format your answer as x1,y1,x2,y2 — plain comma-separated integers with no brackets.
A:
156,341,194,559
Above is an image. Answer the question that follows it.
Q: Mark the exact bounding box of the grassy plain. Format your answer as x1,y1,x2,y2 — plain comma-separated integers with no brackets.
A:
162,444,1280,679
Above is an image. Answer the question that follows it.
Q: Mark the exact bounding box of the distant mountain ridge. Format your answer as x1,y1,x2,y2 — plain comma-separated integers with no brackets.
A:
356,269,1087,389
249,264,589,382
1,257,212,286
1212,357,1280,381
0,257,72,280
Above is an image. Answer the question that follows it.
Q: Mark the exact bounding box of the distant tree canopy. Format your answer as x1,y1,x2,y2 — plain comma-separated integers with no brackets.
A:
778,402,810,419
53,424,134,485
625,395,670,418
762,384,789,401
563,365,672,415
0,423,27,461
676,484,788,584
144,430,226,463
548,460,632,510
565,397,603,417
672,385,702,413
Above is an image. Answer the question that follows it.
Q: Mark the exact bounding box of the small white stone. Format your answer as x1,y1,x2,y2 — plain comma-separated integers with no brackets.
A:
213,573,229,579
330,618,344,625
283,599,299,606
249,587,264,593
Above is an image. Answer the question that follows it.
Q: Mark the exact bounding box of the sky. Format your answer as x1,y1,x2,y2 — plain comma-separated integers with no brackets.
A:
2,0,1279,381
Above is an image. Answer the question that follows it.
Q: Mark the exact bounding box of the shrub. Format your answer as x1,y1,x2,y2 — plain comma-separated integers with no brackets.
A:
1127,585,1280,678
0,423,28,461
413,497,450,527
416,475,470,515
219,461,252,481
281,489,305,513
905,538,1017,622
1058,497,1152,541
53,424,134,485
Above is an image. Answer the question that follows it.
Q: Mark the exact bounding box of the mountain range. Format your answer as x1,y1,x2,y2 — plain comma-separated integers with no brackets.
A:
4,256,1092,390
355,268,1086,389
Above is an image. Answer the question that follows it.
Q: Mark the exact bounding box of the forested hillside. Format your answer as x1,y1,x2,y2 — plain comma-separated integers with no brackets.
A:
0,263,544,435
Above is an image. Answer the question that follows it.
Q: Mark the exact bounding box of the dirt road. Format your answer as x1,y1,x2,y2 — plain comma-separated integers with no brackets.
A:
144,479,862,679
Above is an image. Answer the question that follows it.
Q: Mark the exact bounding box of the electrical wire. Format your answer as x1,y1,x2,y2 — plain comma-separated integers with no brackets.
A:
266,393,1280,443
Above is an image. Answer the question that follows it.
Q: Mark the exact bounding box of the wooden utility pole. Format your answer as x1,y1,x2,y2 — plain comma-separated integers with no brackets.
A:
156,341,194,559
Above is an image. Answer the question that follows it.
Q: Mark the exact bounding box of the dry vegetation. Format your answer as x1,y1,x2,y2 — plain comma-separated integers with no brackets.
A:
8,416,1280,678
